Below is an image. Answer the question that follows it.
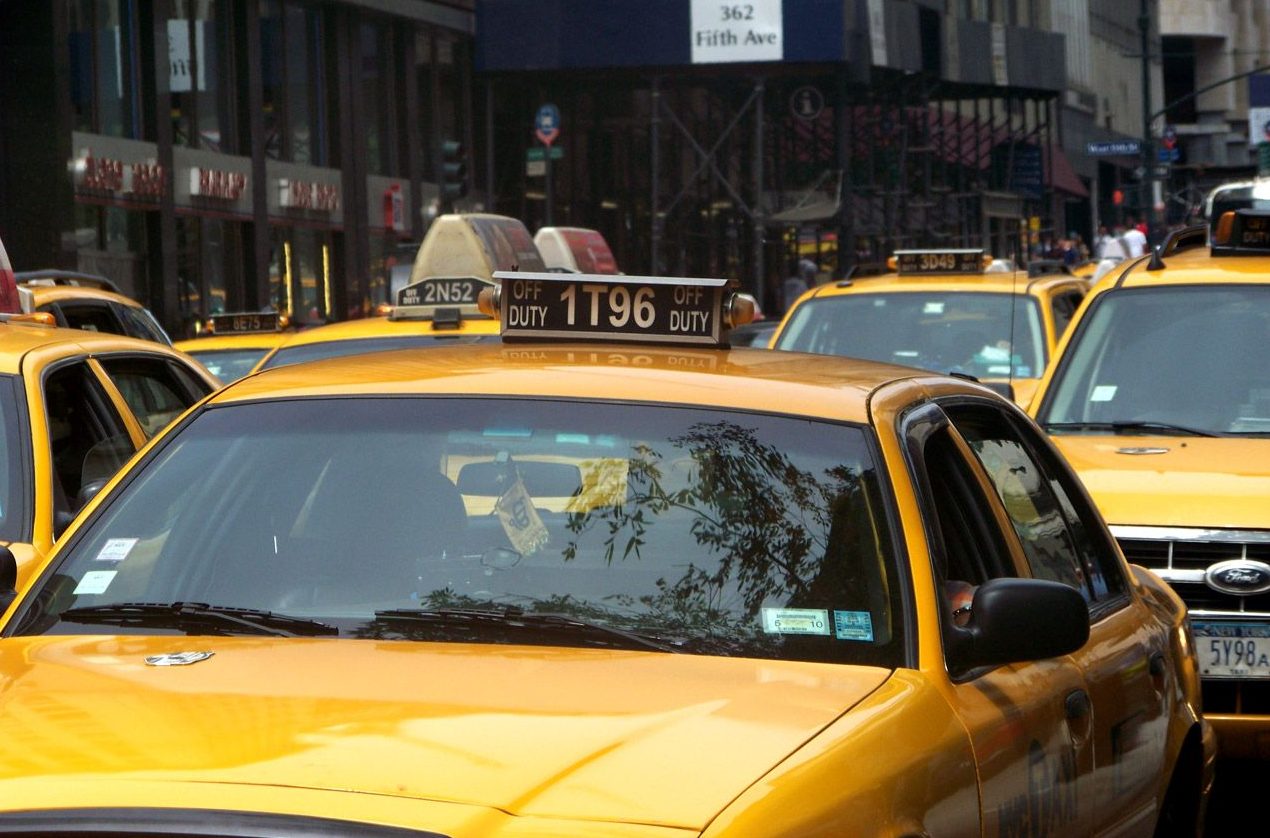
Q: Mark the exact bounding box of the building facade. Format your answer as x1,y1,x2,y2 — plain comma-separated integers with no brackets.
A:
0,0,476,337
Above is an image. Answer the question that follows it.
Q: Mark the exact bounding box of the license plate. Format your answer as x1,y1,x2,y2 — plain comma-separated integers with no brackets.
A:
1193,622,1270,678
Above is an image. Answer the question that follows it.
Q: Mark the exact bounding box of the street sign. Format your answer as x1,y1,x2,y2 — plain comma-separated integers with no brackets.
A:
1152,165,1170,178
526,147,564,161
1086,140,1141,156
535,103,561,146
790,86,824,121
1158,147,1180,163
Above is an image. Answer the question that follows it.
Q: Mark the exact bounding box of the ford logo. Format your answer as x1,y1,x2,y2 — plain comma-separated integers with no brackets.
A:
1205,559,1270,596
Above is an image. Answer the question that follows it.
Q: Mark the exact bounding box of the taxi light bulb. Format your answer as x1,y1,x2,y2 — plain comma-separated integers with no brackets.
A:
886,255,898,271
477,285,501,319
278,314,291,329
1213,211,1235,246
725,293,756,328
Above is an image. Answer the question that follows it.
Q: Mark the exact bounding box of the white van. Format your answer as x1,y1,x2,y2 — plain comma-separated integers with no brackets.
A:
533,226,620,274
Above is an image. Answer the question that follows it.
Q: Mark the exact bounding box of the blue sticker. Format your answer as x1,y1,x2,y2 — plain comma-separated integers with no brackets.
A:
833,610,874,642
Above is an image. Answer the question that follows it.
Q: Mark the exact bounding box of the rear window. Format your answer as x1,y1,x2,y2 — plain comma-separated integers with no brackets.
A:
260,334,500,370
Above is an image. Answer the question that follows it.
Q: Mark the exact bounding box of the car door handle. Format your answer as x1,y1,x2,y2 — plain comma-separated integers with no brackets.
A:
1065,688,1091,721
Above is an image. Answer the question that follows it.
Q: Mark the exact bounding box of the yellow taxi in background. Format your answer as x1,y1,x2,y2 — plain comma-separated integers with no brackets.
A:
17,271,172,345
770,249,1088,408
1029,212,1270,759
0,271,1211,835
0,315,217,590
255,276,501,372
174,311,295,383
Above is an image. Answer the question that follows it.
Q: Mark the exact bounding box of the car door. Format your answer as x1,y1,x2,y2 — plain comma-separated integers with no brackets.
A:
943,397,1170,834
902,402,1094,835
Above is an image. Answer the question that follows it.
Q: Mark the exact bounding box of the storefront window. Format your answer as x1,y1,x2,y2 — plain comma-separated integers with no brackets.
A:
262,1,328,164
176,217,241,335
170,0,234,152
270,227,331,325
69,204,149,303
66,0,143,138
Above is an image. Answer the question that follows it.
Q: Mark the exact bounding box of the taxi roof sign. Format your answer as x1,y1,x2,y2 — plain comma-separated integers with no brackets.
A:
1211,209,1270,255
486,271,753,347
208,312,285,335
391,275,496,322
893,249,987,276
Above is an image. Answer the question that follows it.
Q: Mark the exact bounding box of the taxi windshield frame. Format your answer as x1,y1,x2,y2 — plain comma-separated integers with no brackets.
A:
10,395,907,668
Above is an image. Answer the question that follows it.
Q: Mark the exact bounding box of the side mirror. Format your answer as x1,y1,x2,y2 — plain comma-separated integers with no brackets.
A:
0,545,17,614
951,577,1089,671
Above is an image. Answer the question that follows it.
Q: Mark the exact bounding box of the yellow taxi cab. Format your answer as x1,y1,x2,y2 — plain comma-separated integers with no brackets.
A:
770,249,1088,408
0,314,217,591
0,271,1212,835
1029,211,1270,759
17,270,172,345
173,311,295,383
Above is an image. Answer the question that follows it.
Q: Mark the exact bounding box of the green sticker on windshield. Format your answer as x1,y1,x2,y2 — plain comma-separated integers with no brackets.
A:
833,610,874,642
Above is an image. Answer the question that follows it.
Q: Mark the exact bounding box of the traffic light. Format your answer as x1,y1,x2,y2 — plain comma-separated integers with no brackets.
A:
441,139,468,202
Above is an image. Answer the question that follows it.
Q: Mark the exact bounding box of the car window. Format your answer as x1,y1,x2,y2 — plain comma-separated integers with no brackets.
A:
946,402,1125,606
1051,290,1082,336
96,357,207,438
114,303,173,345
776,292,1045,380
50,302,125,336
18,397,905,667
0,376,29,543
186,348,269,383
43,362,133,525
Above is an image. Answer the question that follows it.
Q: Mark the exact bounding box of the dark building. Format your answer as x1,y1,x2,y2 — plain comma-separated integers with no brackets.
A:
477,0,1074,312
0,0,476,337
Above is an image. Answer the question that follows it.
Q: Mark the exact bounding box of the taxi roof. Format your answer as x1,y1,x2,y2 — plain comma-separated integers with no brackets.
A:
1109,244,1270,289
174,332,292,352
272,313,500,349
799,269,1075,302
20,284,144,308
0,320,172,374
211,342,931,425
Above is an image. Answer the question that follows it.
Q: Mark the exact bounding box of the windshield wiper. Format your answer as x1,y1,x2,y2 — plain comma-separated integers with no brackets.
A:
1044,420,1223,438
372,607,685,653
57,601,339,637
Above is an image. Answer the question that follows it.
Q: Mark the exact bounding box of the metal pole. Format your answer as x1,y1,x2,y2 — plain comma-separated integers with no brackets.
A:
1139,0,1154,242
651,77,661,273
544,149,554,227
753,77,765,303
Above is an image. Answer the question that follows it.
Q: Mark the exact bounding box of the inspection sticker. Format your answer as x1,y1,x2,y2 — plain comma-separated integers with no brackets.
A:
73,570,117,596
761,608,830,636
94,538,138,563
834,610,875,642
1090,384,1118,402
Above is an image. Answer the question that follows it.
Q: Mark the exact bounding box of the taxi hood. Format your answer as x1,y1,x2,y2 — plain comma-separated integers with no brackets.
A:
1050,435,1270,529
0,636,890,830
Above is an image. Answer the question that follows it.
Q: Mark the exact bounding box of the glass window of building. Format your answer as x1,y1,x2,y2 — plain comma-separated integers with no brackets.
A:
176,217,243,336
360,20,402,176
70,204,150,302
261,1,329,164
67,0,143,138
170,0,235,152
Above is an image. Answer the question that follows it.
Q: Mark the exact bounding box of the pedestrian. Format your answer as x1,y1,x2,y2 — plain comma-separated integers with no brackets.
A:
1097,225,1130,262
782,259,816,313
1122,217,1147,258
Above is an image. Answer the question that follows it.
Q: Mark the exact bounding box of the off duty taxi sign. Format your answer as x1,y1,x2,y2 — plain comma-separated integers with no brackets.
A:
488,271,750,346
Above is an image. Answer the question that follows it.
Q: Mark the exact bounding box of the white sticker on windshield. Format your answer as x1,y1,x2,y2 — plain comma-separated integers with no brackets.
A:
1091,385,1118,402
94,538,138,563
833,610,875,642
761,608,830,636
922,302,945,314
73,570,117,596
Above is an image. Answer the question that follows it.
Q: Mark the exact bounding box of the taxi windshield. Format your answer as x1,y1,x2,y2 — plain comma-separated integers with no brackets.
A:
186,348,270,383
775,291,1045,380
0,376,27,543
1038,285,1270,436
261,334,500,370
14,397,903,666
